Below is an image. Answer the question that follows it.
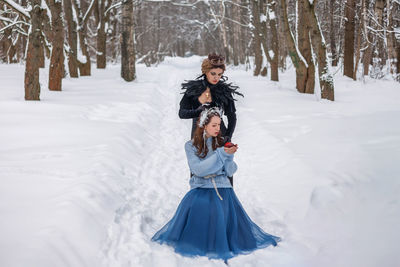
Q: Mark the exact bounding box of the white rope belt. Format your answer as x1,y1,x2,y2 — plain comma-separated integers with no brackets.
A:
204,174,223,200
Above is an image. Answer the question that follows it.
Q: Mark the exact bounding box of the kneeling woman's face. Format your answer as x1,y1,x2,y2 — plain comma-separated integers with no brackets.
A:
205,116,221,138
206,68,224,85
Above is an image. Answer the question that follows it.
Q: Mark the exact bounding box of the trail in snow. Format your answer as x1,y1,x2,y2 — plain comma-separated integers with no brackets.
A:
101,58,239,267
100,61,326,267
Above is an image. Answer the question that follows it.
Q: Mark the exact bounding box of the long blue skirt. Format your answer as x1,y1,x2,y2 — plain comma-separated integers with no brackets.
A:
151,188,281,260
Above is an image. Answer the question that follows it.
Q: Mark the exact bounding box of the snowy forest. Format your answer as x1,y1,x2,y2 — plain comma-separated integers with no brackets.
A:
1,1,400,267
1,0,400,100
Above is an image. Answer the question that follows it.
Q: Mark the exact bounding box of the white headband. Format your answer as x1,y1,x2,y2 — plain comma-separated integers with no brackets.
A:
198,107,223,128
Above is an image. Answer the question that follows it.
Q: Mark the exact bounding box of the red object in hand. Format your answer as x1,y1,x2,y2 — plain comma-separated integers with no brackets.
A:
224,142,236,148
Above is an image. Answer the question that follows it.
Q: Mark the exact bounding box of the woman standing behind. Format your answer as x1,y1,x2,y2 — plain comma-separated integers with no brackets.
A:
179,53,243,144
179,53,243,186
152,107,280,263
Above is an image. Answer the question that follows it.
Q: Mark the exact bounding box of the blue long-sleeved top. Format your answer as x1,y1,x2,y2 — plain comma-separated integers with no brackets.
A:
185,137,237,196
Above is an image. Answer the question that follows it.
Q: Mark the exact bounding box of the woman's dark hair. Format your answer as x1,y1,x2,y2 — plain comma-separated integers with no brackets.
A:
192,114,224,158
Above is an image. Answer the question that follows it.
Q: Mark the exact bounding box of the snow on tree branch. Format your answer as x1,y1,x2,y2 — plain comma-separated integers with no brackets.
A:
1,0,30,19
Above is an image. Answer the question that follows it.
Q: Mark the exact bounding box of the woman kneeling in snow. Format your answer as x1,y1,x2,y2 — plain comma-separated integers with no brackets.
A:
151,107,280,263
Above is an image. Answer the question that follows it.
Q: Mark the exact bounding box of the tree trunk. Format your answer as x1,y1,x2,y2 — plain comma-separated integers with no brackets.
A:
363,0,372,76
386,0,396,74
24,0,42,100
72,0,91,76
330,0,338,66
47,0,65,91
298,0,314,93
343,0,355,78
97,0,107,69
267,0,279,82
1,27,13,63
232,0,240,66
63,0,79,77
110,13,118,62
395,0,400,79
257,0,279,81
305,0,335,101
397,43,400,79
222,11,230,65
39,8,51,68
253,34,263,76
239,0,248,65
280,0,308,93
121,0,136,81
38,35,45,68
374,0,385,72
353,0,363,80
251,0,262,76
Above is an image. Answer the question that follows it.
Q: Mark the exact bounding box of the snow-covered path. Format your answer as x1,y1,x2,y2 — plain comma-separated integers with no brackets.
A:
1,57,399,267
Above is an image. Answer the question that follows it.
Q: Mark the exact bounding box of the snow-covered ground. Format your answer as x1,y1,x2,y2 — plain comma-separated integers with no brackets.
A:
1,57,399,267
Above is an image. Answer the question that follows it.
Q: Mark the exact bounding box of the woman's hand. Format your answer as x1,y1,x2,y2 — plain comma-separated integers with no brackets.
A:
224,145,238,154
198,88,212,104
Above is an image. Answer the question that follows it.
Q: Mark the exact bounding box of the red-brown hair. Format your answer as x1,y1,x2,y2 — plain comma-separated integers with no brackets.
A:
192,114,224,158
201,53,226,74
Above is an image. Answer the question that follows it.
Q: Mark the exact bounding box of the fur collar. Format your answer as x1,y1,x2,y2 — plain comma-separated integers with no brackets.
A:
181,74,243,106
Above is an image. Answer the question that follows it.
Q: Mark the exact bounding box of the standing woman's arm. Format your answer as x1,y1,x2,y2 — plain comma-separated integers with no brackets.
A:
178,94,202,119
224,101,237,142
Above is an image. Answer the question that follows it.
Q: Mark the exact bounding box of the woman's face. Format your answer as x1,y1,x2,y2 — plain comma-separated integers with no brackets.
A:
206,68,224,85
205,116,221,137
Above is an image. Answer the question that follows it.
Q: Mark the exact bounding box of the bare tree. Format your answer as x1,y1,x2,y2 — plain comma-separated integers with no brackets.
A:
95,0,113,68
232,0,241,65
394,1,400,79
343,0,355,78
24,0,42,100
251,0,263,76
353,0,363,80
219,1,230,62
63,0,79,77
265,0,279,81
121,0,136,81
0,0,30,63
280,0,309,93
362,0,373,76
254,0,279,81
330,0,338,66
72,0,94,76
304,0,335,100
372,0,385,77
46,0,65,91
298,0,315,93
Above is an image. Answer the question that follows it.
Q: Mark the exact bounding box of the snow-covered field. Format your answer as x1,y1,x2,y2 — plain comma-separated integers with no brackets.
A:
1,57,399,267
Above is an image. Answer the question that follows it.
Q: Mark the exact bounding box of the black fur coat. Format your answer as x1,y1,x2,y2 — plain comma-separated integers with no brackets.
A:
179,75,243,141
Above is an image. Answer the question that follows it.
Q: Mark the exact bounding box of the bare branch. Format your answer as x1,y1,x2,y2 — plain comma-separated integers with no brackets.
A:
212,14,249,27
105,2,122,15
0,0,30,19
82,0,97,26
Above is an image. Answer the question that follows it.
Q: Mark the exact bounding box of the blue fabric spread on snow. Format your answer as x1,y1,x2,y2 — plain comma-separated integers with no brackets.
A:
151,137,281,261
151,188,281,260
185,137,236,190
